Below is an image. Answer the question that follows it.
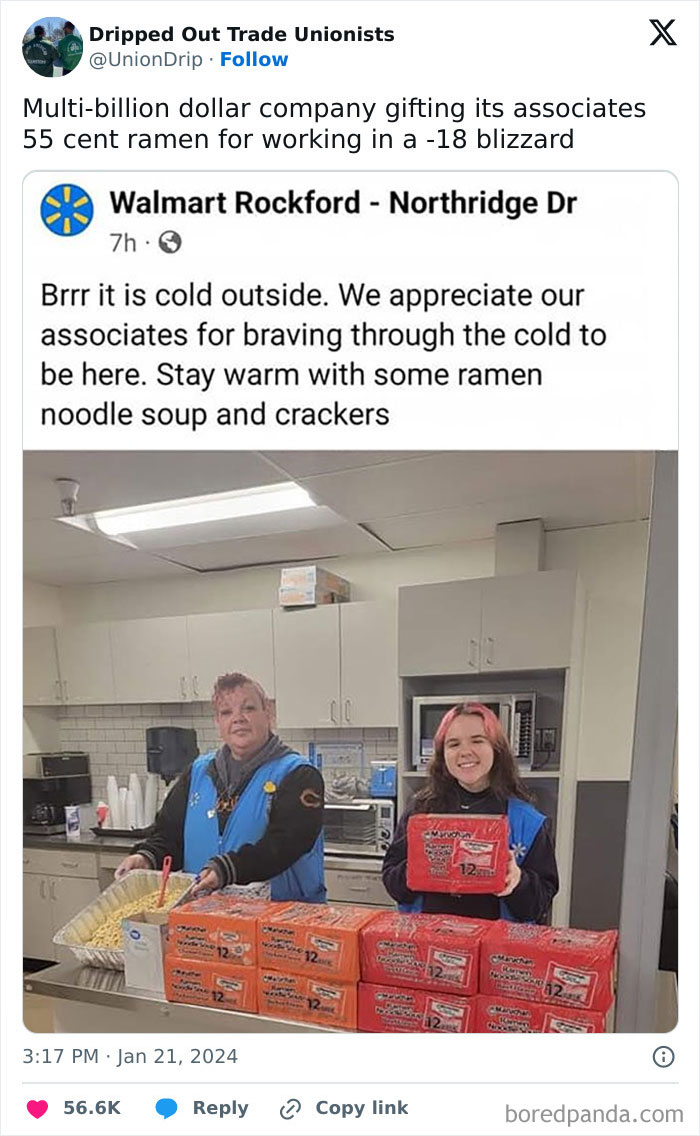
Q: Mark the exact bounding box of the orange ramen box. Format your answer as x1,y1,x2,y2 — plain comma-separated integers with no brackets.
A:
475,994,606,1033
168,896,292,965
480,922,618,1013
164,955,258,1013
358,982,474,1033
258,903,379,981
360,911,490,995
258,970,357,1030
407,814,509,894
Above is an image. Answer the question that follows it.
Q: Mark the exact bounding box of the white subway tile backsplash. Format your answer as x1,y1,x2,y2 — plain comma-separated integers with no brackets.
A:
59,703,397,803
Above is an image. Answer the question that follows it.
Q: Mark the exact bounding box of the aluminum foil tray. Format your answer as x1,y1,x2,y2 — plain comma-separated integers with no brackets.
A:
53,869,195,970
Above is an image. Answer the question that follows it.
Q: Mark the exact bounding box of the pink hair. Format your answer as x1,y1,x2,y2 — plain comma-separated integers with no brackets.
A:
433,701,508,758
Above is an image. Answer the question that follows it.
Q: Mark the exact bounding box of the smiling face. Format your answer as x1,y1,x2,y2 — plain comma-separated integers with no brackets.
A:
442,713,495,792
214,683,272,761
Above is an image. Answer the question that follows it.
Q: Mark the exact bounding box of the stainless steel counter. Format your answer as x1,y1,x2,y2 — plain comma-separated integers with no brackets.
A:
24,963,339,1033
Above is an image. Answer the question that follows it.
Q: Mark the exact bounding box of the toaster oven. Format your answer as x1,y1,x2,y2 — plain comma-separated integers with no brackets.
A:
323,799,395,856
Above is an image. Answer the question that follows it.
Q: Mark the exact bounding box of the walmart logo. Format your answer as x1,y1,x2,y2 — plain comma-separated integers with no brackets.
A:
41,184,94,236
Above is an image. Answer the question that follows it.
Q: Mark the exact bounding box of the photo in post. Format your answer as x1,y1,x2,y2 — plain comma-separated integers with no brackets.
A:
23,450,677,1034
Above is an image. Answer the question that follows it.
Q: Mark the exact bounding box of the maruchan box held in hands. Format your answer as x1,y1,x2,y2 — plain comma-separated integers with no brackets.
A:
407,814,509,894
360,911,490,995
358,982,474,1033
475,994,606,1033
480,922,618,1012
258,903,378,981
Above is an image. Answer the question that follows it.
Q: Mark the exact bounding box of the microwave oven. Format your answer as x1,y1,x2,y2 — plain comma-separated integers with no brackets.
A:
323,799,395,857
412,693,536,771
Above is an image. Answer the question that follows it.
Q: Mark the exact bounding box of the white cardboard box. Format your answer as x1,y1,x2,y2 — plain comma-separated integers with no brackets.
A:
123,911,170,993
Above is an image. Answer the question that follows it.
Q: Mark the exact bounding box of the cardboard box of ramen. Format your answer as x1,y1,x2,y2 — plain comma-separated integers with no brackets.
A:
407,814,509,894
475,994,606,1034
258,970,357,1030
258,903,379,982
358,982,474,1033
168,895,291,965
360,911,490,995
164,955,258,1013
480,922,618,1013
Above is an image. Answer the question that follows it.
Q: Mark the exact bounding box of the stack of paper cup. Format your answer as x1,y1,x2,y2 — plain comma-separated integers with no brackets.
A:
144,774,158,827
106,776,121,830
129,773,145,829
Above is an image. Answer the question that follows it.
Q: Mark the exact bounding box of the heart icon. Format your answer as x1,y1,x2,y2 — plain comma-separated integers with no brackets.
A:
27,1101,48,1119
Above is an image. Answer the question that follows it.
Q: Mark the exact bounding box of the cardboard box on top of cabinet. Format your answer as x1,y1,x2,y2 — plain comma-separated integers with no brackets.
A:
123,911,170,993
279,565,350,606
168,895,292,964
358,982,474,1033
480,922,618,1013
407,814,510,894
258,969,357,1030
475,994,606,1033
360,911,491,995
258,903,379,982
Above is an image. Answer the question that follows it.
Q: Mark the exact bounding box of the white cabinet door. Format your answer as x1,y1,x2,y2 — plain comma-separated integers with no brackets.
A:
55,622,116,704
187,610,276,701
340,601,398,726
110,617,190,703
480,570,576,671
50,875,100,964
398,580,483,676
23,627,61,706
23,875,55,960
273,606,341,728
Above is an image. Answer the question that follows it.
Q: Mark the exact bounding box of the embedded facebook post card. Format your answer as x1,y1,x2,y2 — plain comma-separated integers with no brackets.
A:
23,170,676,449
2,2,698,1136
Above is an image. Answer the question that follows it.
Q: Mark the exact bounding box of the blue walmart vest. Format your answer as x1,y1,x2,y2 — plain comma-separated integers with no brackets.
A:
400,797,545,921
183,752,326,903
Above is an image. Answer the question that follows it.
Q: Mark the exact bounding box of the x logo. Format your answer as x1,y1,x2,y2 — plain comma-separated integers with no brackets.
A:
650,18,676,45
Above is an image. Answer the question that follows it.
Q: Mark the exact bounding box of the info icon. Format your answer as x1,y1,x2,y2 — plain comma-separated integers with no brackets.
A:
41,183,93,236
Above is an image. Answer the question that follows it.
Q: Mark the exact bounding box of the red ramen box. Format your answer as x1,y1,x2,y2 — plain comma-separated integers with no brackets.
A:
360,911,490,995
358,982,474,1033
258,903,378,981
168,895,291,965
164,955,258,1013
476,994,606,1033
258,970,357,1030
480,922,618,1013
407,814,509,894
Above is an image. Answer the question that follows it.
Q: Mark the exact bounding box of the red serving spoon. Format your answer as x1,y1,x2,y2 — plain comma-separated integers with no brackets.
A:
157,855,172,908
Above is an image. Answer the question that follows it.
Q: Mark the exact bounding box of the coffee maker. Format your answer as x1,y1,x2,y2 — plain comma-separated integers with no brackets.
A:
23,752,92,835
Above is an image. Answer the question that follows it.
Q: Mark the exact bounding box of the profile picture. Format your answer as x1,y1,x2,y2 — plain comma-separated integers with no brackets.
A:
22,17,83,77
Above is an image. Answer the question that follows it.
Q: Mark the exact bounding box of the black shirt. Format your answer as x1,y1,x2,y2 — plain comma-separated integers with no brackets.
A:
134,759,324,886
382,786,558,922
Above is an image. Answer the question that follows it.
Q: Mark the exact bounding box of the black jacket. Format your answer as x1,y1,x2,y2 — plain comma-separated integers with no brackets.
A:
382,786,558,922
134,759,324,886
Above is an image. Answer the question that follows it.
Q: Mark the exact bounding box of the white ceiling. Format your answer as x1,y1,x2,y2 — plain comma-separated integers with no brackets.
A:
24,451,654,586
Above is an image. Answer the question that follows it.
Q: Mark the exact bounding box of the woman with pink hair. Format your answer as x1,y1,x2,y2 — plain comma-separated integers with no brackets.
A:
382,702,558,922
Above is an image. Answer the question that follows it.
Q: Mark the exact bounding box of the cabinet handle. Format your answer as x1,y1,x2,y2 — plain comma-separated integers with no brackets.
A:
62,680,69,701
344,699,352,723
60,860,79,869
180,675,188,699
192,674,200,699
347,884,370,892
468,638,479,669
329,699,338,724
54,680,62,702
50,880,57,901
40,879,46,900
484,637,495,666
23,857,29,866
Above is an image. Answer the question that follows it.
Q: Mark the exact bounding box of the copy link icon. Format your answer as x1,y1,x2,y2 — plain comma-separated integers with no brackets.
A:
280,1099,302,1120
